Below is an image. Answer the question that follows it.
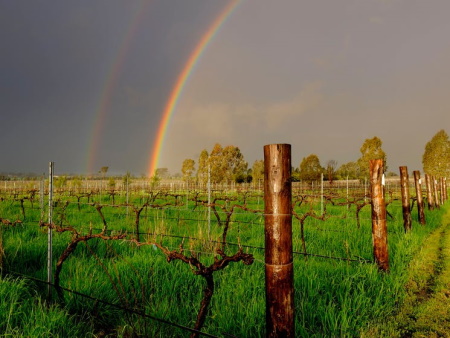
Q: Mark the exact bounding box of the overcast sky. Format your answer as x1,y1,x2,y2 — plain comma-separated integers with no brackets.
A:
1,0,450,176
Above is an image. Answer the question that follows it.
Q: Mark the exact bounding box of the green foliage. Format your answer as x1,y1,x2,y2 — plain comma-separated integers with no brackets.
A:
196,143,248,184
108,177,116,189
181,158,195,182
122,171,132,187
336,161,359,179
251,160,264,183
196,149,209,184
0,276,88,336
0,184,448,336
422,129,450,178
155,168,170,178
298,154,323,182
357,136,387,179
54,175,67,189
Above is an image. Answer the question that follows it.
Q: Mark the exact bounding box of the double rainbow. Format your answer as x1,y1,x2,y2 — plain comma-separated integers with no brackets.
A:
147,0,241,177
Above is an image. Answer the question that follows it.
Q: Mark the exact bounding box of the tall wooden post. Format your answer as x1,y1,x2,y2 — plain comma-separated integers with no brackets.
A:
413,171,426,225
425,174,434,210
370,159,389,272
444,177,448,201
264,144,294,337
399,166,412,232
433,177,440,209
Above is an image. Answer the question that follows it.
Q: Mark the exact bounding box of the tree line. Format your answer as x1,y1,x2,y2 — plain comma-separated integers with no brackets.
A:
180,130,450,184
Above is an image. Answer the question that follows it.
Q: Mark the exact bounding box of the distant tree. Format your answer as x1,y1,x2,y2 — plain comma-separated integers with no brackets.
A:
222,145,248,183
252,160,264,184
325,160,338,183
70,176,83,192
99,166,109,177
356,136,387,179
122,171,132,187
156,168,170,179
422,129,450,178
54,175,68,190
298,154,323,182
209,143,226,184
336,161,359,180
385,171,398,177
107,177,116,190
197,149,209,185
181,159,195,183
150,173,160,189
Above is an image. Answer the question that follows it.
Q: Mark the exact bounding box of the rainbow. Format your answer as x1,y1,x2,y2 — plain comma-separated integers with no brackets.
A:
147,0,241,177
86,2,150,175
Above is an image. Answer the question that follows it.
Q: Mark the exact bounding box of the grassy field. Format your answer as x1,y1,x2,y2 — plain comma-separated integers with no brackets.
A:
0,183,447,336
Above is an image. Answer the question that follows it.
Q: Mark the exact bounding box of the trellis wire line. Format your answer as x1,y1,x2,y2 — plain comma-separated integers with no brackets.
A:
1,220,371,263
2,269,222,338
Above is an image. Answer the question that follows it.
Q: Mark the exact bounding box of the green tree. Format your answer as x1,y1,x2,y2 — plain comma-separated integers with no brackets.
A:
422,129,450,177
336,161,359,180
181,159,196,182
156,168,170,179
122,171,132,187
299,154,323,182
197,149,209,184
54,175,68,190
99,166,109,177
222,145,248,183
325,160,338,183
252,160,264,184
196,144,249,184
356,136,387,179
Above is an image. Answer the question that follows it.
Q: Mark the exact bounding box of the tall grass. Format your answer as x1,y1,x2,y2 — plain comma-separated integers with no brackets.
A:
0,186,447,336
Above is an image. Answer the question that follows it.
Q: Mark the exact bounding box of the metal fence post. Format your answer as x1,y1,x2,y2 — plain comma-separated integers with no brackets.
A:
48,161,54,300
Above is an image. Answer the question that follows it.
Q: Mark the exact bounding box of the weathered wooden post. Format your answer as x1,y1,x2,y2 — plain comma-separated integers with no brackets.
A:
264,144,294,337
425,174,434,210
413,171,426,225
399,166,412,232
440,178,445,205
444,177,448,201
433,177,440,209
370,159,389,272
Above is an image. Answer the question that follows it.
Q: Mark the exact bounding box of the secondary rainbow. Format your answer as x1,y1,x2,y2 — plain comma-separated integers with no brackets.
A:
147,0,241,177
86,2,150,175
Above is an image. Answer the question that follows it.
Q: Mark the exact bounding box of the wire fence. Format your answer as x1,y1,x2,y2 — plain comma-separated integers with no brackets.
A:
0,177,445,336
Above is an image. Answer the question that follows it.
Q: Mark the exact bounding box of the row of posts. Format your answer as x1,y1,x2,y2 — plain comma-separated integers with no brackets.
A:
41,149,447,337
263,146,448,337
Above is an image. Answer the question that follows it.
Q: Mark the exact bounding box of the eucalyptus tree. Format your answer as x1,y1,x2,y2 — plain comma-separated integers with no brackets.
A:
181,159,195,183
422,129,450,178
356,136,387,179
298,154,324,183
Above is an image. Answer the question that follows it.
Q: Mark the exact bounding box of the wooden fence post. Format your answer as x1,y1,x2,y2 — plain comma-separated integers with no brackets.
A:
425,174,434,210
413,171,426,225
399,166,412,232
433,177,440,209
370,159,389,272
264,144,294,337
444,177,448,201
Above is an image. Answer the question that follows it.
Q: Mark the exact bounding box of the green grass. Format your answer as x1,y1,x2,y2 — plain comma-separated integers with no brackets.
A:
0,187,447,336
